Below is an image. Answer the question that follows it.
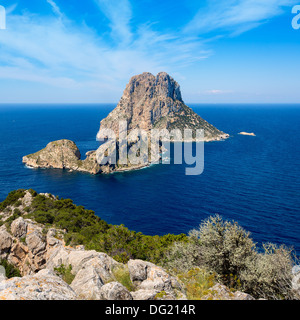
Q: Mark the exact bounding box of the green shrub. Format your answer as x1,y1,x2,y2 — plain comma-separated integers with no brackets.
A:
163,240,201,274
18,191,187,264
177,268,216,300
54,264,75,285
0,190,26,211
0,260,21,278
165,215,298,299
189,215,256,286
240,243,297,299
111,266,135,292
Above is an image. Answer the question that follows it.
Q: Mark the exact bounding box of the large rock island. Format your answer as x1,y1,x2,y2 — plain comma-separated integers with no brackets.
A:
23,72,229,174
100,72,228,141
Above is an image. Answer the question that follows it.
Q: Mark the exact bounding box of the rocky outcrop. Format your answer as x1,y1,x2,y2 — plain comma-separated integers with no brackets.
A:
99,282,133,300
0,189,256,301
0,269,77,300
23,72,228,175
128,259,186,300
99,72,228,142
22,140,101,174
201,283,255,300
238,132,256,136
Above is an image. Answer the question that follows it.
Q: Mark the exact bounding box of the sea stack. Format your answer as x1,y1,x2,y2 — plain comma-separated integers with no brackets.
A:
99,72,229,141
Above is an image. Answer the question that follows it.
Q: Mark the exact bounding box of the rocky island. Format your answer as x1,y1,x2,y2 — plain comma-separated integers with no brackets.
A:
23,72,229,175
99,72,228,141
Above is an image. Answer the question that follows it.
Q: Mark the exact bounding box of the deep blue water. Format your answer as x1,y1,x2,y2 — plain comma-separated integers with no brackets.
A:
0,104,299,253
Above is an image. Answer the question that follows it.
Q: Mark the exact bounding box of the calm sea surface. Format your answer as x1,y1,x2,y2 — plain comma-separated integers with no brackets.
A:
0,104,299,252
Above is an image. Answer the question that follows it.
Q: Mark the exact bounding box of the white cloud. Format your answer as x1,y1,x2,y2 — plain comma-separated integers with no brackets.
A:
0,4,209,101
0,0,296,102
94,0,133,45
205,89,233,95
184,0,298,35
46,0,63,18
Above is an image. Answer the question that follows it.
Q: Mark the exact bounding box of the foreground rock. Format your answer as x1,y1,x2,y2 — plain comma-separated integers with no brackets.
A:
0,189,254,301
201,284,255,300
0,190,187,300
128,259,186,300
0,269,77,300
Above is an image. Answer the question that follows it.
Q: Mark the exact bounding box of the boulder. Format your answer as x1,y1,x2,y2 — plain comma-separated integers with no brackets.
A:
128,259,185,300
201,283,255,300
11,217,28,238
0,230,13,260
0,269,77,300
131,289,157,300
71,265,104,300
99,282,133,300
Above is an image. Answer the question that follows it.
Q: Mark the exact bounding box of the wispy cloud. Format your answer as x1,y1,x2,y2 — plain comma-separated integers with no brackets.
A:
0,0,209,98
46,0,63,18
94,0,133,45
184,0,298,35
205,89,233,95
0,0,297,102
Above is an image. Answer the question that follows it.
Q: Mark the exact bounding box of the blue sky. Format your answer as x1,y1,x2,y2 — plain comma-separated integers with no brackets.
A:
0,0,299,103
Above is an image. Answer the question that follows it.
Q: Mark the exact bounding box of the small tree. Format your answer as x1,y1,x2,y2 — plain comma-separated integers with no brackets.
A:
240,243,297,299
189,215,256,286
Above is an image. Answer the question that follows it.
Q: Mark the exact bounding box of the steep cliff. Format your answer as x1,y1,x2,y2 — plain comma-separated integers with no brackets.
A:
99,72,229,141
0,189,255,301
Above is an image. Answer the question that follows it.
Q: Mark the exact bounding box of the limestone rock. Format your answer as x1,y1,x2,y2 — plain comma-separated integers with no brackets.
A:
71,265,104,300
99,282,133,300
22,139,101,174
99,72,228,142
201,283,255,300
0,230,13,260
128,259,184,299
23,139,81,170
131,289,157,300
11,217,28,238
0,269,77,300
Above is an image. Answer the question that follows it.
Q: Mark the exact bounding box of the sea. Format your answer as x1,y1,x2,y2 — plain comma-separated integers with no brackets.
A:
0,104,299,253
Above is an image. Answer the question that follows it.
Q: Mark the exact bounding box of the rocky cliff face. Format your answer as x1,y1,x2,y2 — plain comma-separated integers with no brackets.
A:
23,140,101,174
0,190,187,300
0,190,255,301
100,72,229,141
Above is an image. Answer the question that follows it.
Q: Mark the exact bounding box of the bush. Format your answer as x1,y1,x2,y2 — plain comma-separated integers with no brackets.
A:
0,190,25,211
189,215,256,286
177,268,216,300
0,260,21,278
165,215,298,299
240,243,297,299
111,265,135,292
54,264,75,285
163,240,201,274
